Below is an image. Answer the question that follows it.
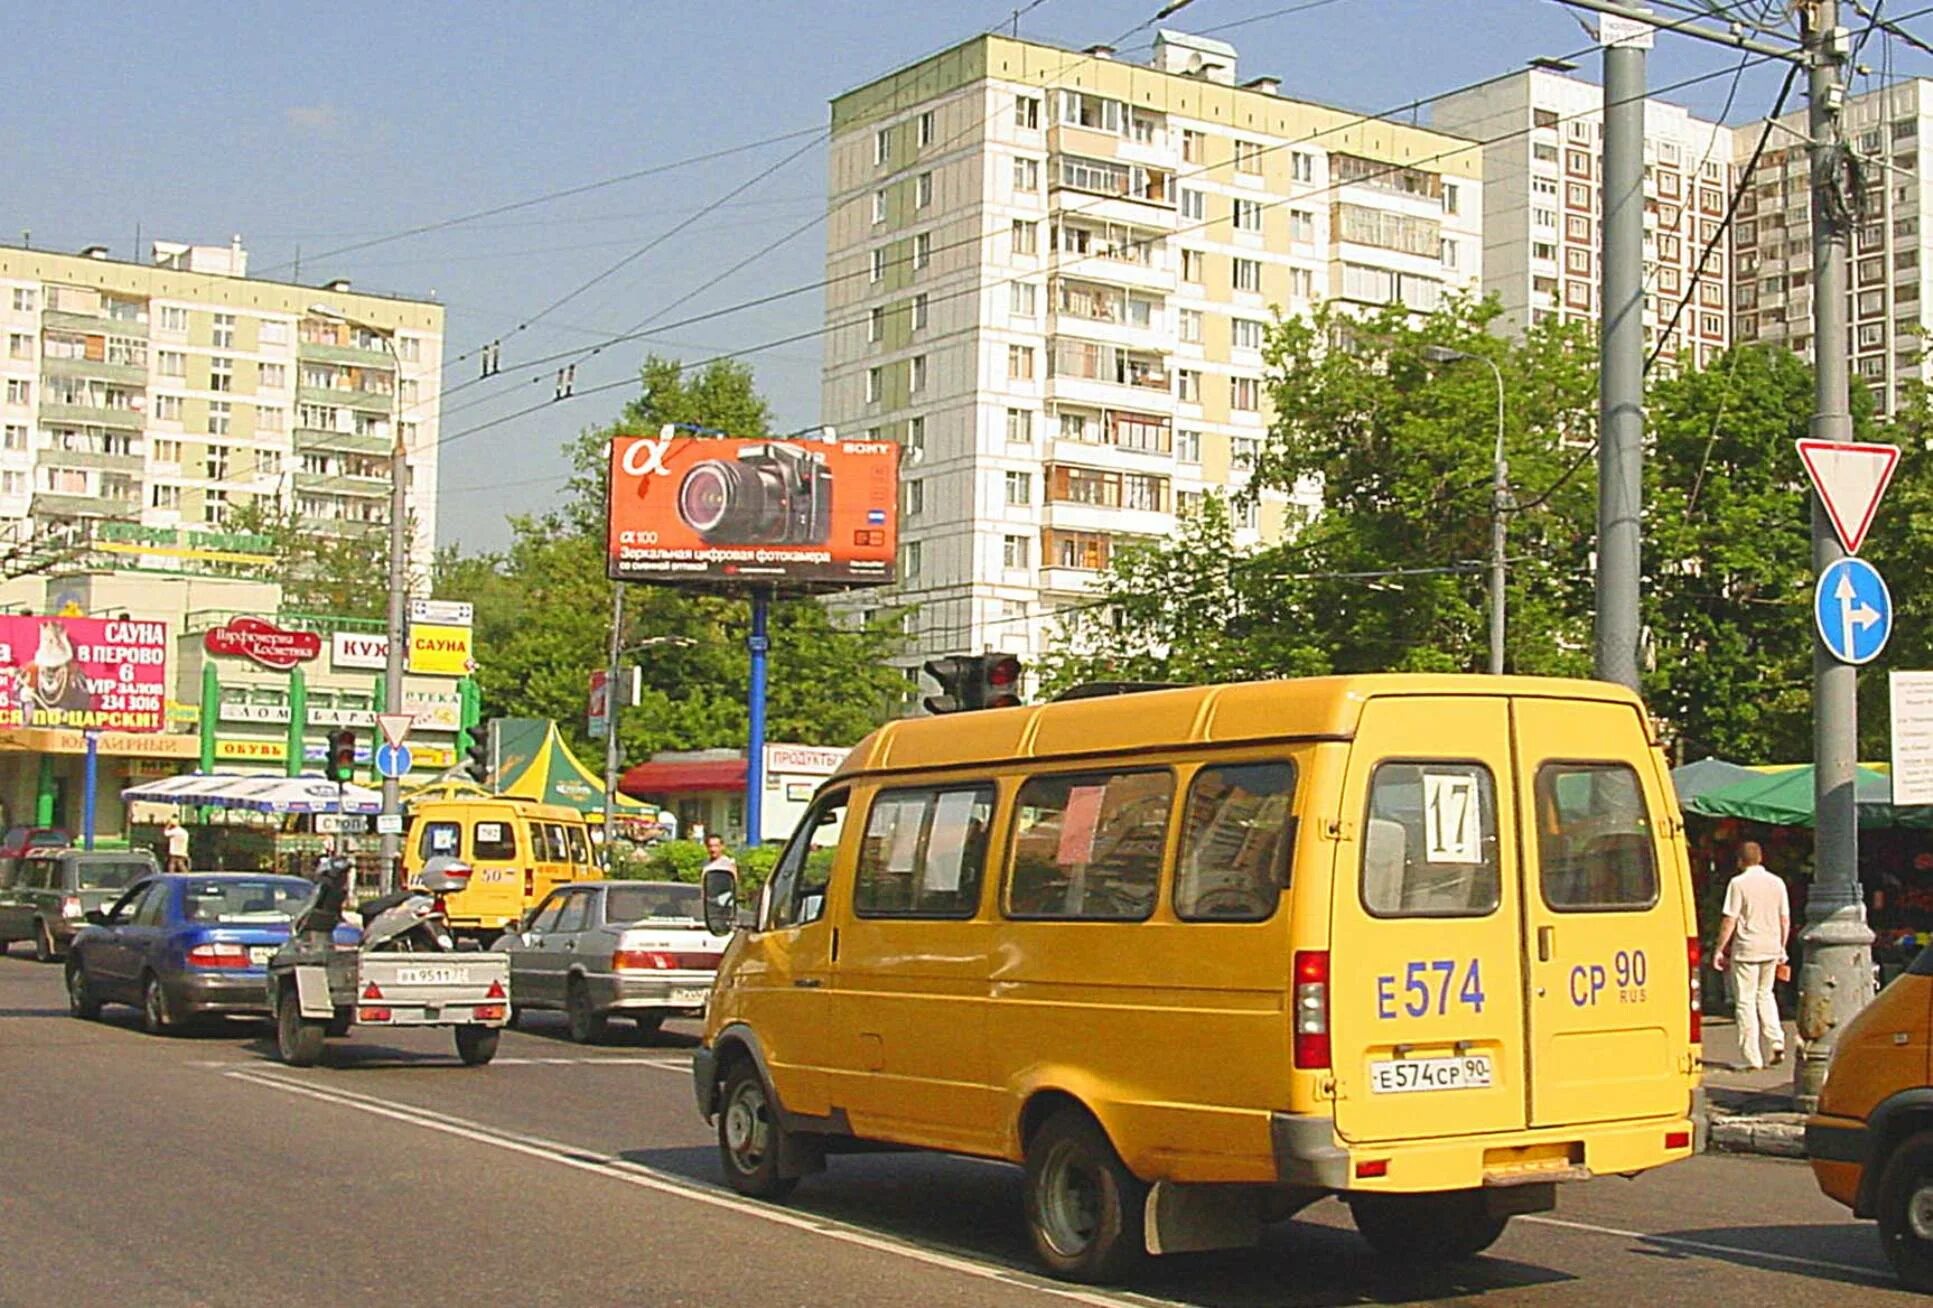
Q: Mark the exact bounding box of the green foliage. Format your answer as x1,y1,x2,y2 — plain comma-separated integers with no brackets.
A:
230,498,411,621
624,839,780,896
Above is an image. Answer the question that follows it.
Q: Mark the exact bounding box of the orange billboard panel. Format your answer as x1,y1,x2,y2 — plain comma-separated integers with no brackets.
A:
607,433,900,591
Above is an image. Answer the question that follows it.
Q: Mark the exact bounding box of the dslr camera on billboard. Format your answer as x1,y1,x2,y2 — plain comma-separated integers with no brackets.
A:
677,442,833,546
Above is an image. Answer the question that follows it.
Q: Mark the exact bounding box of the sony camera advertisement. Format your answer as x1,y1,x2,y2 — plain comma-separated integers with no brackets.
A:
606,431,900,591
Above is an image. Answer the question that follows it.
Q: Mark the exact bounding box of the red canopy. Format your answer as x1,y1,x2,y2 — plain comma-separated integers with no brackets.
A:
618,758,747,797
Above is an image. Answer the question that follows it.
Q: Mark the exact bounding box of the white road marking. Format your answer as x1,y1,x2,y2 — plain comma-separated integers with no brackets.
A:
224,1069,1170,1308
187,1054,686,1069
1520,1215,1890,1283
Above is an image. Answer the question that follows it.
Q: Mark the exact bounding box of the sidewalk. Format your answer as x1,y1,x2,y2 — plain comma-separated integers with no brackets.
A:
1700,1016,1806,1158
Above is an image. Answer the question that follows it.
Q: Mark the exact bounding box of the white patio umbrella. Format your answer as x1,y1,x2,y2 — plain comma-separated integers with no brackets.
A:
121,773,384,814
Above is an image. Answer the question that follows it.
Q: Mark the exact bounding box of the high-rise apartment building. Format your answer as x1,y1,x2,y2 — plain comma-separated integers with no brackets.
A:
1433,68,1736,369
0,239,443,578
823,31,1481,679
1732,78,1932,414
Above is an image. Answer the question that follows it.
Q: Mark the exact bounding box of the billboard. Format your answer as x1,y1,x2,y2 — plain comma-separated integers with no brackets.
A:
0,616,169,732
607,431,899,591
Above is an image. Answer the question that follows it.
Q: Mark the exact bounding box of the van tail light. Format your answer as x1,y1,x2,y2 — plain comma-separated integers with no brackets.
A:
60,895,83,919
186,942,251,969
1293,950,1331,1070
1687,937,1702,1044
524,868,534,898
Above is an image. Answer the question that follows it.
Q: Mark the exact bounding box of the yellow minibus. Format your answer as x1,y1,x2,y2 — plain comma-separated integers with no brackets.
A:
692,674,1701,1282
405,798,595,938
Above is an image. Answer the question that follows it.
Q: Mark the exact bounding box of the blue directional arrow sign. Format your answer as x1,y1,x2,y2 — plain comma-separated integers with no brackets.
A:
1814,557,1892,666
373,742,414,780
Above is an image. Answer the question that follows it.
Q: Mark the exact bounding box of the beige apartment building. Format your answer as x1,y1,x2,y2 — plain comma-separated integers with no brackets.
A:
0,239,443,580
1433,67,1737,370
822,30,1483,680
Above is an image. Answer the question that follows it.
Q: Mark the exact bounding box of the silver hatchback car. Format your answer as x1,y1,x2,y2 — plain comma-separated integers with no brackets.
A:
494,880,724,1043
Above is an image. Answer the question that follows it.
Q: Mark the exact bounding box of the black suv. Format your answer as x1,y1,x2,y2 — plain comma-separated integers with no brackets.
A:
0,849,159,961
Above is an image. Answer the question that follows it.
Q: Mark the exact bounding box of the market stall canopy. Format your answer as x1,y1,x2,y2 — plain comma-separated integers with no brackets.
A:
121,773,384,814
619,757,746,797
1682,763,1923,829
1670,757,1763,805
493,718,648,815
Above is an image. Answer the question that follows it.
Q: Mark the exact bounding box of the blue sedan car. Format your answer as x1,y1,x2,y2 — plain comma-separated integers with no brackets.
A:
65,873,353,1034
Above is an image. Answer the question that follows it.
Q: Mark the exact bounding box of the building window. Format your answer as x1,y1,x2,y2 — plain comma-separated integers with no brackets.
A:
918,110,935,148
212,313,235,349
1015,95,1040,130
917,171,933,208
1003,534,1030,569
1004,470,1032,505
1566,182,1591,209
872,190,886,224
903,479,924,517
1565,247,1591,274
1233,318,1264,351
906,415,925,461
1181,249,1204,283
1177,369,1200,403
5,379,29,406
1007,408,1033,443
914,232,932,269
1443,181,1460,215
913,292,929,330
259,362,286,389
1175,429,1200,463
1233,258,1263,293
1234,198,1263,232
257,406,285,433
1290,267,1315,298
1292,151,1314,183
1008,345,1035,380
1014,157,1039,192
1230,376,1260,411
205,443,230,480
866,367,881,403
1290,209,1315,243
2,423,24,451
874,128,890,166
1010,282,1037,317
158,350,186,377
13,288,36,313
868,307,884,342
151,484,180,510
1234,139,1263,174
900,540,921,581
1179,188,1205,221
1231,436,1260,470
909,355,926,393
870,248,885,283
1181,129,1204,163
210,356,233,393
1179,309,1202,343
7,333,29,360
153,395,182,422
1012,220,1037,257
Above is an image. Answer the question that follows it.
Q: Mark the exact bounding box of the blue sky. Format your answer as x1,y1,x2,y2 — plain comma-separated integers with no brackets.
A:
7,1,1927,554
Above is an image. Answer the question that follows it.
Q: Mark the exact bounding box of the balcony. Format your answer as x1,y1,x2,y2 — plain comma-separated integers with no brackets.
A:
296,469,390,498
297,383,394,414
1041,500,1171,538
42,354,148,387
297,338,394,367
43,309,148,338
38,400,142,430
42,445,143,475
31,491,127,519
295,426,392,457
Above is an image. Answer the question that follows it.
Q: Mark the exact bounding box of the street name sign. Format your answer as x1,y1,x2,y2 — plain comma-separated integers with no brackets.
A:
376,713,414,748
408,598,474,627
1797,439,1900,555
374,742,414,779
1814,557,1893,666
1891,672,1933,806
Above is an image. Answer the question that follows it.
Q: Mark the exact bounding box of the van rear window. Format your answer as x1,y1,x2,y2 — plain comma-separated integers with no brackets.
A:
1534,763,1659,911
1361,762,1501,918
473,821,517,861
419,822,461,860
1007,769,1171,921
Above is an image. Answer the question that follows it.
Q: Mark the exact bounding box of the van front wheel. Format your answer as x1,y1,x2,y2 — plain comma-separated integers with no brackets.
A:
717,1060,798,1201
1023,1108,1147,1283
1876,1129,1933,1292
1349,1191,1507,1262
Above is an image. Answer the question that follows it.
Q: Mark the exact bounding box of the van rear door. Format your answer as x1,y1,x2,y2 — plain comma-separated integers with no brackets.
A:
1330,695,1529,1144
1511,696,1693,1127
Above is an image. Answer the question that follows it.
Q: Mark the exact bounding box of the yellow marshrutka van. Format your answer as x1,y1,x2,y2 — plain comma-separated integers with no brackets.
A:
693,674,1702,1282
405,798,595,938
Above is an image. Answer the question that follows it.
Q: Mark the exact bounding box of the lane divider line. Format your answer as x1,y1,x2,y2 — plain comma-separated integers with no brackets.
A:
222,1068,1174,1308
1519,1214,1890,1283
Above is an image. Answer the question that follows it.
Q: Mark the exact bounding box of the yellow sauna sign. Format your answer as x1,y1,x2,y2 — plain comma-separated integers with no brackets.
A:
406,623,473,677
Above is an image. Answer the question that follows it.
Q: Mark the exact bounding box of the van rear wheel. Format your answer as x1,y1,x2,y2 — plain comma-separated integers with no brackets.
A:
1349,1191,1508,1262
1023,1108,1147,1284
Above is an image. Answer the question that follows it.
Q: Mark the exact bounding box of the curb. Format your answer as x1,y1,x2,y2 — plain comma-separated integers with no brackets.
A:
1705,1111,1806,1159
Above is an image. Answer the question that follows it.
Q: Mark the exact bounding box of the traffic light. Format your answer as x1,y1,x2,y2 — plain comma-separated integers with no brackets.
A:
922,654,1025,714
459,720,494,785
976,653,1023,710
325,729,357,784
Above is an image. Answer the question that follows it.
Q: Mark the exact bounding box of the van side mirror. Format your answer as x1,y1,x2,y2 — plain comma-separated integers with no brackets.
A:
701,868,738,938
84,909,107,926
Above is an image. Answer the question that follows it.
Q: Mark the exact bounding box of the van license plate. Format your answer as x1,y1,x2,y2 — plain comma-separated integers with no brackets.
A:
394,966,464,986
1370,1055,1493,1094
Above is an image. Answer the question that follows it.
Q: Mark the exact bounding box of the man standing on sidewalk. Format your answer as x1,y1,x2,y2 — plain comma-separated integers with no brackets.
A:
1713,840,1791,1070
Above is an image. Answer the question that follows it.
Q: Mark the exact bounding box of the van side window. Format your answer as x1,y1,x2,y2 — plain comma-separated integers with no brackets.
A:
473,821,517,861
566,825,591,864
419,821,461,860
530,823,553,862
767,791,849,930
856,784,995,918
1362,762,1501,918
1175,762,1296,921
1535,763,1659,911
546,824,571,863
1007,769,1171,921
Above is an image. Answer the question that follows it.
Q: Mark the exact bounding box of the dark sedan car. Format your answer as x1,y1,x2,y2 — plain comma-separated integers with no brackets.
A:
0,849,158,961
65,874,354,1034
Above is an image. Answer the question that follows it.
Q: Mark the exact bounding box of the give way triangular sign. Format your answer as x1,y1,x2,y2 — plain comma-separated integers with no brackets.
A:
376,713,415,748
1797,439,1900,555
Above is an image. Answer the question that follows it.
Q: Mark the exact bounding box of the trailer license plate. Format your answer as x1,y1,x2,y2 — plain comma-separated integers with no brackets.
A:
394,966,464,986
1369,1055,1493,1094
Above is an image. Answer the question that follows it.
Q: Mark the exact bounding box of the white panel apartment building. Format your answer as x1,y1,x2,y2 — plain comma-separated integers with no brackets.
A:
0,239,443,578
822,31,1482,680
1433,68,1736,368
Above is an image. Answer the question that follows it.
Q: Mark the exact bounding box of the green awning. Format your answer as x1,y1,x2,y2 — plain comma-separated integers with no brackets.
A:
1682,763,1922,829
1669,757,1763,806
493,718,648,816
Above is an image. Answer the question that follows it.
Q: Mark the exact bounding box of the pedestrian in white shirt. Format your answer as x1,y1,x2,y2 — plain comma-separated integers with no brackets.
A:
1712,841,1791,1070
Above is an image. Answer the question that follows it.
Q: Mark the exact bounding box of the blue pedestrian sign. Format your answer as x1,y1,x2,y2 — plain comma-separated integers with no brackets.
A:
1814,557,1892,666
373,742,414,779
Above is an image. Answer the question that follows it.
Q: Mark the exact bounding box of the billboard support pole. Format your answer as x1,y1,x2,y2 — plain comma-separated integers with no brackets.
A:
602,581,625,860
82,730,97,851
745,588,771,847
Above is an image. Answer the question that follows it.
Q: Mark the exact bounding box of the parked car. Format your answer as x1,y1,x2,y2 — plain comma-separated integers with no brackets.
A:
0,848,158,961
1807,945,1933,1291
65,873,356,1034
493,880,722,1043
0,826,72,860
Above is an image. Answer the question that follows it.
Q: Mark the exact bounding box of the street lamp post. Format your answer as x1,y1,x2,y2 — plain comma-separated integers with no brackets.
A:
309,304,406,891
600,631,696,865
1424,345,1509,675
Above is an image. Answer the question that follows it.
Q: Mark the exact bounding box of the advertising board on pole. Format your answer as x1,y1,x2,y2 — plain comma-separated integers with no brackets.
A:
406,623,474,677
1892,672,1933,807
606,431,900,592
0,616,168,732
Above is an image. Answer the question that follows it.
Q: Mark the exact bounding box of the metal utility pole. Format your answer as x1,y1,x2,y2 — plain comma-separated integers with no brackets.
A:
1425,345,1509,673
1595,12,1648,693
602,581,625,858
1795,0,1874,1110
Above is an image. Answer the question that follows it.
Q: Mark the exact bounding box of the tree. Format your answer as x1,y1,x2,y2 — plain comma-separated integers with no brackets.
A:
227,498,413,621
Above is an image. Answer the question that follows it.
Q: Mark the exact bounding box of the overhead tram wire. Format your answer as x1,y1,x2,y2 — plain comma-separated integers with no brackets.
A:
431,49,1788,458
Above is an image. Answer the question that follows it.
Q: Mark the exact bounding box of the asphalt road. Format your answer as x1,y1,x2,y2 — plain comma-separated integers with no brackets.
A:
0,950,1913,1307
